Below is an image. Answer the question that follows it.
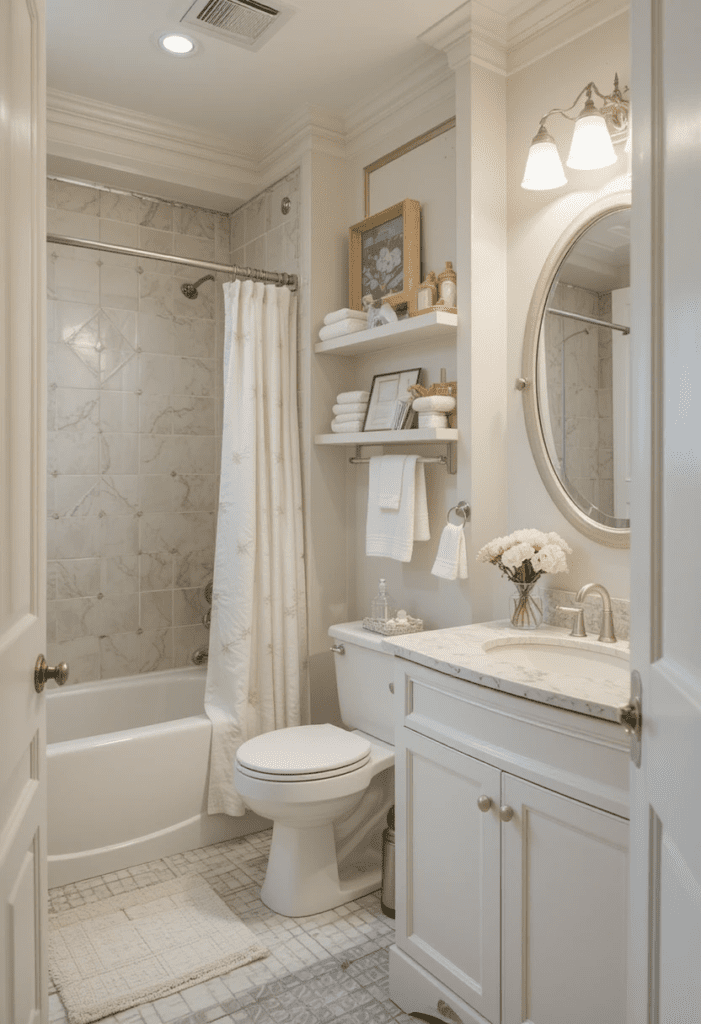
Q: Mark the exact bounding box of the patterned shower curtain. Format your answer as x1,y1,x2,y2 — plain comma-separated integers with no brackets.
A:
205,280,307,816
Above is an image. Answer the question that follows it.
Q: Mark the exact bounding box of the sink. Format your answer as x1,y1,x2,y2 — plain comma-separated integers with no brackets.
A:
482,638,629,684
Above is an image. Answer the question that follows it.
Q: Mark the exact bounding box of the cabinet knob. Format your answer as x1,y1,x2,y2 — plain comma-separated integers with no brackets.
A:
498,804,514,822
477,795,492,812
34,654,69,693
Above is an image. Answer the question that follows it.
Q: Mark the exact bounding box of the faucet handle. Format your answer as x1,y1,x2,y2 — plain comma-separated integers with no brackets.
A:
557,605,587,638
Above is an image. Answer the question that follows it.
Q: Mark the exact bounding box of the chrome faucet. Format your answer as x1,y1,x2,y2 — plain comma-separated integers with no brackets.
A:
575,583,617,643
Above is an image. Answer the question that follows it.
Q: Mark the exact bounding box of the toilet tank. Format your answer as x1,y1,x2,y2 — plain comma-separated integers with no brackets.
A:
328,622,394,745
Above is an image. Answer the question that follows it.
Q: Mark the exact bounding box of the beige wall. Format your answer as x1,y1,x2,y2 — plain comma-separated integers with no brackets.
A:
506,12,631,602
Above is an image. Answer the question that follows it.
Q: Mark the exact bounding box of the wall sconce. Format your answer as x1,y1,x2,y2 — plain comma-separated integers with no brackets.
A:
521,74,630,191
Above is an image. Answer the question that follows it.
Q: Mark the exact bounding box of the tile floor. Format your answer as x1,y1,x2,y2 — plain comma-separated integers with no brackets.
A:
48,829,408,1024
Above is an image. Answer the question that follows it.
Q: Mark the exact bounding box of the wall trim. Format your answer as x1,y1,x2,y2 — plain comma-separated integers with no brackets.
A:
420,2,509,74
507,0,630,73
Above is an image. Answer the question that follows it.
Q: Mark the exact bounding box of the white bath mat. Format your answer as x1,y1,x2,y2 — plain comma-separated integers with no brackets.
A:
48,874,269,1024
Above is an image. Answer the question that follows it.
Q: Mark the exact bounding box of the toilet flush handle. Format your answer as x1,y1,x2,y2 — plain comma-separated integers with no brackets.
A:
330,643,345,655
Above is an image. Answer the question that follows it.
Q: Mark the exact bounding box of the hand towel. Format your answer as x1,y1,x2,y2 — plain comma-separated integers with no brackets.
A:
324,308,368,326
334,410,368,424
336,391,370,404
331,419,366,433
332,402,368,416
431,523,468,580
377,455,408,510
366,455,430,561
319,319,368,343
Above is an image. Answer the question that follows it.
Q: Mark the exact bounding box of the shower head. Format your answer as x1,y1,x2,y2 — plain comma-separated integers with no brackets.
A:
181,274,215,299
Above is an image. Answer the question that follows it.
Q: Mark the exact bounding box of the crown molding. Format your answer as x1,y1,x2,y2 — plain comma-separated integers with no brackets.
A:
420,2,509,74
258,105,346,182
342,51,455,152
507,0,630,73
47,89,260,202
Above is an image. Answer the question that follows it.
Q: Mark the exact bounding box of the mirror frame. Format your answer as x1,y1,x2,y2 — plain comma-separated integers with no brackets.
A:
521,192,632,548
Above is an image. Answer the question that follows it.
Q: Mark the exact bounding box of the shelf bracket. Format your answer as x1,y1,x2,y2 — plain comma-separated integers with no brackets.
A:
350,443,457,474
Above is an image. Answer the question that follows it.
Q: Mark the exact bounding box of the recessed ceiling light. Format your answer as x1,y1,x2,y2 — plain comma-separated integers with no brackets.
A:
159,33,196,55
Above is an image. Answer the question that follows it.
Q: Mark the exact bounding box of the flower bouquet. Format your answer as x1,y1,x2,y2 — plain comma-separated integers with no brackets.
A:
476,529,572,629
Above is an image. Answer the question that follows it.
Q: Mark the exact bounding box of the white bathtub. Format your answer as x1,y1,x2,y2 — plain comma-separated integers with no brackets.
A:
47,666,269,887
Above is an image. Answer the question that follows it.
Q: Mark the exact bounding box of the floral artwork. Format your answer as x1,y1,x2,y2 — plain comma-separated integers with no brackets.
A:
361,214,404,302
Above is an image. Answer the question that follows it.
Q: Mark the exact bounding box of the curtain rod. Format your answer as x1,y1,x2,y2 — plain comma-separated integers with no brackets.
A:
546,307,629,335
47,233,298,291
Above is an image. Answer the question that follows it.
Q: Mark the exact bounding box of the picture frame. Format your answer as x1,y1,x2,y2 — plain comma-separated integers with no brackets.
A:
363,367,422,432
349,199,421,313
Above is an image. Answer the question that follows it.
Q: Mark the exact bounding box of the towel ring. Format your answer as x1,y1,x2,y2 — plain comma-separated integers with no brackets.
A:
447,501,471,525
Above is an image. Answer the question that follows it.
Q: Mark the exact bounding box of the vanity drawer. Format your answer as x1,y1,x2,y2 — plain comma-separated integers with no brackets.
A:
394,657,630,818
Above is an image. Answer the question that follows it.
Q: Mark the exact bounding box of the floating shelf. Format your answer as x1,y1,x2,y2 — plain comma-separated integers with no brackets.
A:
315,427,458,446
315,310,458,356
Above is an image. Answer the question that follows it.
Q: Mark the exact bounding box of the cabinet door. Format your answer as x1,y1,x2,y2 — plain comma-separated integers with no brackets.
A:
501,773,628,1024
396,728,501,1023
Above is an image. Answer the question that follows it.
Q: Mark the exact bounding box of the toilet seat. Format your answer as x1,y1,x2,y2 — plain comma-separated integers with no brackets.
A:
236,724,371,782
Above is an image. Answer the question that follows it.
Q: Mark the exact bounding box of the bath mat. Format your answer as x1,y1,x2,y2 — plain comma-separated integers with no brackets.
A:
48,874,269,1024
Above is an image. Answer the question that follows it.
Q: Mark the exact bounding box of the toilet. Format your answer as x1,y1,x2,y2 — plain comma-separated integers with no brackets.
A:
234,622,395,916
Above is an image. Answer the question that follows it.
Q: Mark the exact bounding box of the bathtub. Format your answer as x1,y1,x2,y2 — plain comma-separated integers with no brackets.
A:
47,666,269,887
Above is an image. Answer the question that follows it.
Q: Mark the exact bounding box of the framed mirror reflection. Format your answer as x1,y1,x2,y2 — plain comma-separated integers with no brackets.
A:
522,194,631,547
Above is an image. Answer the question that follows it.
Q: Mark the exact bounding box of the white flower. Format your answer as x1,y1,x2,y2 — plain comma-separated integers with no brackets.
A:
508,528,549,549
476,536,507,562
531,543,568,574
501,542,535,570
545,531,573,554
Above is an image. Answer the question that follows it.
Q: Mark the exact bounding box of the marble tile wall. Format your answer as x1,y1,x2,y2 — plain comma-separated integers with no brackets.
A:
46,179,230,681
543,282,614,515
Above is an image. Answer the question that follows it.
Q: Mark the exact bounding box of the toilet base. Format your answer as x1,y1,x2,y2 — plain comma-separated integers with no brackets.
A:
260,820,382,917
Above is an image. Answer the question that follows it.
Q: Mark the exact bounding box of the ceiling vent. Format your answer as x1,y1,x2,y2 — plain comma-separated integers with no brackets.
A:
180,0,293,51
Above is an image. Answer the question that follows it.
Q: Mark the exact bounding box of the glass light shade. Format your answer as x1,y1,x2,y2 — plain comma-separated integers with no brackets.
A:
521,126,567,191
159,33,195,54
566,104,617,169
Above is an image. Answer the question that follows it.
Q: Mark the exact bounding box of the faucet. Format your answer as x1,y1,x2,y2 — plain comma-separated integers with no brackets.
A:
574,583,617,643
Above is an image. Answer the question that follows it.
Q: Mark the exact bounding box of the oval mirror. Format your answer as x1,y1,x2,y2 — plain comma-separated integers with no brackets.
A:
521,194,631,547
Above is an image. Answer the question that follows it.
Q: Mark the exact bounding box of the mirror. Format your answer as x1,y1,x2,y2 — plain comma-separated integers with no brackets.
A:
521,194,631,547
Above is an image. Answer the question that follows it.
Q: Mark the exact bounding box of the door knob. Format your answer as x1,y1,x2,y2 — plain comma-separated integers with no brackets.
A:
477,795,492,812
498,804,514,822
34,655,69,693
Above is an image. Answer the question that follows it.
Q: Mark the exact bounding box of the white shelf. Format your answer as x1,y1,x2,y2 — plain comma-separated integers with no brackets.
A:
315,310,458,356
315,428,458,446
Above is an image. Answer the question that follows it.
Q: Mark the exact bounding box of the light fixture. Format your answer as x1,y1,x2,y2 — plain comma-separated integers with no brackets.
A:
158,32,196,55
521,75,630,191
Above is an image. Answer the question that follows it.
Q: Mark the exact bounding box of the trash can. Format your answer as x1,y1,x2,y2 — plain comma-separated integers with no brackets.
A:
381,806,395,918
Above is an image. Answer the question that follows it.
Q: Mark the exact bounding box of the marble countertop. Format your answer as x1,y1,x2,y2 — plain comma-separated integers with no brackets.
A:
380,620,631,723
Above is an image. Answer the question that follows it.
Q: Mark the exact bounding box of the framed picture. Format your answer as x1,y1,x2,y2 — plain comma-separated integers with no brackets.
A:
363,367,422,432
349,199,421,312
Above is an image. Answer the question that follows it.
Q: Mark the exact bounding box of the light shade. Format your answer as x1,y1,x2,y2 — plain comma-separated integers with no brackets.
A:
159,33,196,54
521,125,568,191
566,99,617,169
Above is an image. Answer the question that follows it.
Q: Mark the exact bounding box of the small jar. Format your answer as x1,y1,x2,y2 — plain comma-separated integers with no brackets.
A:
416,271,438,312
437,261,457,310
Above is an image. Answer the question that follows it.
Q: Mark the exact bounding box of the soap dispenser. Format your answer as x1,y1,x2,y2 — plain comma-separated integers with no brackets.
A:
371,579,395,623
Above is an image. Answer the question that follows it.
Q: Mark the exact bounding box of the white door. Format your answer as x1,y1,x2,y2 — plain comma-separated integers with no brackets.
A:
501,773,628,1024
395,729,501,1023
0,1,49,1022
628,0,701,1021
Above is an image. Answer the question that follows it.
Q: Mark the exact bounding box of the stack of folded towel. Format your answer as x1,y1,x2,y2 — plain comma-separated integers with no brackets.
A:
319,308,368,343
330,390,370,433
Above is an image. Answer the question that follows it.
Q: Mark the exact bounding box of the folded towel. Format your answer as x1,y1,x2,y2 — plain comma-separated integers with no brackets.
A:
331,419,366,433
334,410,368,424
366,455,430,562
319,319,368,343
324,308,368,326
332,402,367,416
337,391,370,404
378,455,408,510
431,523,468,580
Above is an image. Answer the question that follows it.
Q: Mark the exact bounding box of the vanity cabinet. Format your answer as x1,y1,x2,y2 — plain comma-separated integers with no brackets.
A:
390,658,630,1024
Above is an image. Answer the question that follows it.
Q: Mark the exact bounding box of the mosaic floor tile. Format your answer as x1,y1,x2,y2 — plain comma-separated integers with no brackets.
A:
48,830,408,1024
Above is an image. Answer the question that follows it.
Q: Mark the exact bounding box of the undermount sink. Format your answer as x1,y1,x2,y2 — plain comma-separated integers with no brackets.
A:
482,638,629,683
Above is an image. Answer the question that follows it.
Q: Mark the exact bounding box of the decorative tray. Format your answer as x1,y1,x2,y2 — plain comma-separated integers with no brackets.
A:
362,616,424,636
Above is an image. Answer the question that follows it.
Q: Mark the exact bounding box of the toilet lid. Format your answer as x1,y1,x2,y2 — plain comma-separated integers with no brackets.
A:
236,724,371,777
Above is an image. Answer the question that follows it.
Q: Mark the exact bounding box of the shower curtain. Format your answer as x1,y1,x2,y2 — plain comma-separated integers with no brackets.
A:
205,280,307,817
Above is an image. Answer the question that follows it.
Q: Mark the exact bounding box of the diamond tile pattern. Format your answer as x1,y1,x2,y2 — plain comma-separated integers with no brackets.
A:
48,830,403,1024
65,309,138,384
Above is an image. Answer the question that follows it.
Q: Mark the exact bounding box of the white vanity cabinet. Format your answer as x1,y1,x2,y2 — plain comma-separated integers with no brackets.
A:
389,657,630,1024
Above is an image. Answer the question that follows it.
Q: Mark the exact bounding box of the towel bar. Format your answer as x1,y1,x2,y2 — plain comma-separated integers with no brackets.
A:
349,443,457,474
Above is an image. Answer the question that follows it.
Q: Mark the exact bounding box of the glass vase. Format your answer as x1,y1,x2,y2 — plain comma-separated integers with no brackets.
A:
509,580,543,630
